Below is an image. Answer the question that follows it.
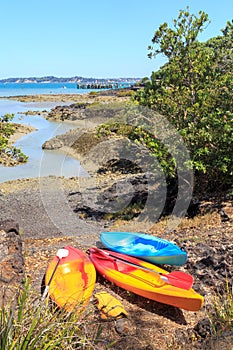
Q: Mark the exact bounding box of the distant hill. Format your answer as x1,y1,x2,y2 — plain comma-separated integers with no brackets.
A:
0,76,141,84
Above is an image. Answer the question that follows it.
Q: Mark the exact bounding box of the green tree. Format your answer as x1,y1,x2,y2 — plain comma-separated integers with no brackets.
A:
134,8,233,190
0,113,28,164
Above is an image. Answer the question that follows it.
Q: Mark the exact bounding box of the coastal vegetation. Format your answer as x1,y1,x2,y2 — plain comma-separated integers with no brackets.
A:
0,7,232,350
0,114,28,165
132,8,233,192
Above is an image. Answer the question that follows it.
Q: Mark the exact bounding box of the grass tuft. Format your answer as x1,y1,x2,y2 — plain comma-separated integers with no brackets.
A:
209,277,233,335
0,279,105,350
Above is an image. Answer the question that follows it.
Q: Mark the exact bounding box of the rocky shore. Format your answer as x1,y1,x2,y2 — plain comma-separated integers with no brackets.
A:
0,91,130,103
0,91,232,349
0,175,232,349
10,123,36,144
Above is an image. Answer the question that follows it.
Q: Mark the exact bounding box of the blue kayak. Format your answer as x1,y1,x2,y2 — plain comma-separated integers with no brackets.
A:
100,231,187,266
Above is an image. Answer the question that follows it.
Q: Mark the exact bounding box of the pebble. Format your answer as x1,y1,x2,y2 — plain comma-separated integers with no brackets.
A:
115,317,132,335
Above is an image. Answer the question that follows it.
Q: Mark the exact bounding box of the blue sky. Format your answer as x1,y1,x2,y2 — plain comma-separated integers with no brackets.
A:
1,0,232,79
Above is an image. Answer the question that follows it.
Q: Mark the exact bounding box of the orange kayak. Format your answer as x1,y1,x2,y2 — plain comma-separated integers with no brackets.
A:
89,247,204,311
45,246,96,311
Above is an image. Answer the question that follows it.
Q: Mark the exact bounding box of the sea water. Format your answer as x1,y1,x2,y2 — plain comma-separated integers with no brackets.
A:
0,83,90,183
0,82,89,97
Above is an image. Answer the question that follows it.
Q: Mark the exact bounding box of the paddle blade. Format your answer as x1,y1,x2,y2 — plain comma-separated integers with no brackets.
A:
161,271,194,290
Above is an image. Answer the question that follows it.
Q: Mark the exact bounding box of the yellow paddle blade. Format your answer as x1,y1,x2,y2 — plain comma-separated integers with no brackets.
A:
94,291,128,319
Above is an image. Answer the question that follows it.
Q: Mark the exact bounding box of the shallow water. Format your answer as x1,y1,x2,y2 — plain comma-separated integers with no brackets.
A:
0,99,87,183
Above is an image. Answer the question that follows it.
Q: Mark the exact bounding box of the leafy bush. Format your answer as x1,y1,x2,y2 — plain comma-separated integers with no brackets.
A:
0,114,28,165
133,8,233,191
0,114,15,149
116,89,135,97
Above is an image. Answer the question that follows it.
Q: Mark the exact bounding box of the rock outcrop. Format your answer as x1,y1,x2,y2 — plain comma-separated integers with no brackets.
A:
0,220,24,304
46,101,125,122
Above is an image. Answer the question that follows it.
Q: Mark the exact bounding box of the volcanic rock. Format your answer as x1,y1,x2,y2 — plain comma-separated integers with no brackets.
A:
0,220,24,304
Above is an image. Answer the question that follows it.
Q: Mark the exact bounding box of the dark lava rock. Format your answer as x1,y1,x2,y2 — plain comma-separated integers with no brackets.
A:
0,219,19,234
0,220,24,304
194,318,212,338
180,235,233,294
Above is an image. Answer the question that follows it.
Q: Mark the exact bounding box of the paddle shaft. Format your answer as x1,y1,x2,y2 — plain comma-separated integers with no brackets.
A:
42,258,61,299
101,250,171,277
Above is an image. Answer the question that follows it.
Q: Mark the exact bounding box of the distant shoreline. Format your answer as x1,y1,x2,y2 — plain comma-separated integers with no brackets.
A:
0,76,141,84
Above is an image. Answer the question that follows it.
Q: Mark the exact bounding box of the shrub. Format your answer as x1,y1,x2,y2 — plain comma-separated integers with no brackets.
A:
0,114,28,165
133,8,233,191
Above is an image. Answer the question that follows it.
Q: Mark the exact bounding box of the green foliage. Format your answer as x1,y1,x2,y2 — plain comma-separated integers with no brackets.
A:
0,280,103,350
96,122,176,178
0,114,15,149
133,7,233,190
0,113,28,165
116,89,135,97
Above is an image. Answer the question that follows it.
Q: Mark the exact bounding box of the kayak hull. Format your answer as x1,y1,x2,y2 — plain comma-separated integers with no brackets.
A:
100,231,187,266
45,246,96,311
89,247,204,312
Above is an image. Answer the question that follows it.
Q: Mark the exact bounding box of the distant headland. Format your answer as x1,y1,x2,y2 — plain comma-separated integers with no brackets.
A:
0,76,141,84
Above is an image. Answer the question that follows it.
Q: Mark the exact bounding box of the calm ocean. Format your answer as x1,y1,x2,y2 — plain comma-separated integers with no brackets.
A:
0,82,88,97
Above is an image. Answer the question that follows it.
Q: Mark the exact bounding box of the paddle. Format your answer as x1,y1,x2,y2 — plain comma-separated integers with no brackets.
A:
91,248,193,290
42,248,69,300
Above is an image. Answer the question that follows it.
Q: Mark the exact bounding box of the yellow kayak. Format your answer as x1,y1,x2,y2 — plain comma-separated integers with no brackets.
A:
89,247,204,311
45,246,96,311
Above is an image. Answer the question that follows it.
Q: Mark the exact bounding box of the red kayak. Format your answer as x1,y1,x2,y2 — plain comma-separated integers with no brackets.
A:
89,247,204,311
